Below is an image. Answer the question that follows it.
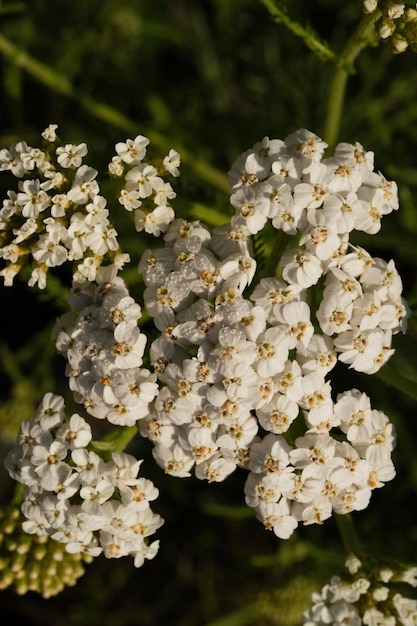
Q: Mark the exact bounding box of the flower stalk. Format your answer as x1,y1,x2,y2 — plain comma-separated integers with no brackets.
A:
323,11,382,149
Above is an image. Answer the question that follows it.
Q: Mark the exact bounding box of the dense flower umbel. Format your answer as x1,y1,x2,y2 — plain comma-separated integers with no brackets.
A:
1,127,409,550
134,130,407,538
302,553,417,625
5,393,163,568
0,125,179,288
52,265,157,426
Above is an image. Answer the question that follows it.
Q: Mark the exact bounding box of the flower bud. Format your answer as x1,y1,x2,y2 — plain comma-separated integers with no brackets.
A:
0,504,90,598
390,32,409,53
377,17,396,38
362,0,379,13
382,2,405,20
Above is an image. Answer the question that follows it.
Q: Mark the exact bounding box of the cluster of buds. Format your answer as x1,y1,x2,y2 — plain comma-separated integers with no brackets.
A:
362,1,417,54
302,553,417,625
0,504,92,597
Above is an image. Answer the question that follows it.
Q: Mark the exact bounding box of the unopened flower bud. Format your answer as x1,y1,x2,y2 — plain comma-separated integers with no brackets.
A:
403,14,417,48
345,553,362,575
377,17,396,38
362,0,379,14
404,8,417,22
382,2,405,20
390,32,409,53
378,567,394,582
0,504,90,598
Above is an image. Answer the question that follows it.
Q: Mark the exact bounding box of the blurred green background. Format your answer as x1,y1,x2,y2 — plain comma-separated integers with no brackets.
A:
1,1,417,624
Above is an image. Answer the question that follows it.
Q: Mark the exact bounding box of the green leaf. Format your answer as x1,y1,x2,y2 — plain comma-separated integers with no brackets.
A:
376,362,417,401
259,0,336,63
89,425,138,460
201,501,255,520
189,202,230,226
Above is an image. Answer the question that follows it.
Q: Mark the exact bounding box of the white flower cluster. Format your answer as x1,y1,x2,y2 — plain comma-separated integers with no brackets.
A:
303,554,417,625
52,266,158,426
109,134,180,236
5,392,163,567
1,126,409,546
134,129,407,537
0,125,179,288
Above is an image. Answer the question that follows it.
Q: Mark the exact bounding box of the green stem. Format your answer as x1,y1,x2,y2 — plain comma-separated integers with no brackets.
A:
335,513,362,556
0,33,229,195
323,11,381,149
259,0,336,62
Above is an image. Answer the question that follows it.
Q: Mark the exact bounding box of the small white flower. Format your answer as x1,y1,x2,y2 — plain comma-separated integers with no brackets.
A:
41,124,58,142
163,149,181,176
115,135,149,164
56,142,88,168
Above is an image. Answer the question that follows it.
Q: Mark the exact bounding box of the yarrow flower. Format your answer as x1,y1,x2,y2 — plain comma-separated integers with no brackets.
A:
5,393,163,568
0,126,179,288
1,126,410,559
130,128,406,538
302,553,417,625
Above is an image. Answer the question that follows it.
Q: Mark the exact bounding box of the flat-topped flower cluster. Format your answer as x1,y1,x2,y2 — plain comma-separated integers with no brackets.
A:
302,553,417,625
0,124,179,288
133,129,407,536
5,392,163,568
1,126,410,559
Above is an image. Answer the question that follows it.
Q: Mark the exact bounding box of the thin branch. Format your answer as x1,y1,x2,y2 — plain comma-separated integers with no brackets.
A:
259,0,336,62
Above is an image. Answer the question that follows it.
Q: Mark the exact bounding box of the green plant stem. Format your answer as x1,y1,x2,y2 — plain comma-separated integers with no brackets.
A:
259,0,336,62
335,513,362,557
0,33,230,195
323,11,381,149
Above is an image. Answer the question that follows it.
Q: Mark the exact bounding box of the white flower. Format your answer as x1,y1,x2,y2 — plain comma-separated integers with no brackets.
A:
277,300,314,351
194,453,236,482
41,124,58,142
119,188,142,211
285,128,328,162
250,277,302,323
36,392,66,430
316,290,354,335
134,205,175,236
255,327,290,377
0,144,26,177
79,478,115,504
152,443,195,478
56,142,88,168
280,249,323,288
333,389,373,443
67,165,99,204
17,179,50,218
248,433,293,474
55,413,92,449
230,186,270,234
268,180,305,234
115,135,149,164
255,500,298,538
257,393,299,434
301,211,342,261
110,322,147,369
163,149,181,176
31,440,69,483
297,334,337,376
125,163,163,197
